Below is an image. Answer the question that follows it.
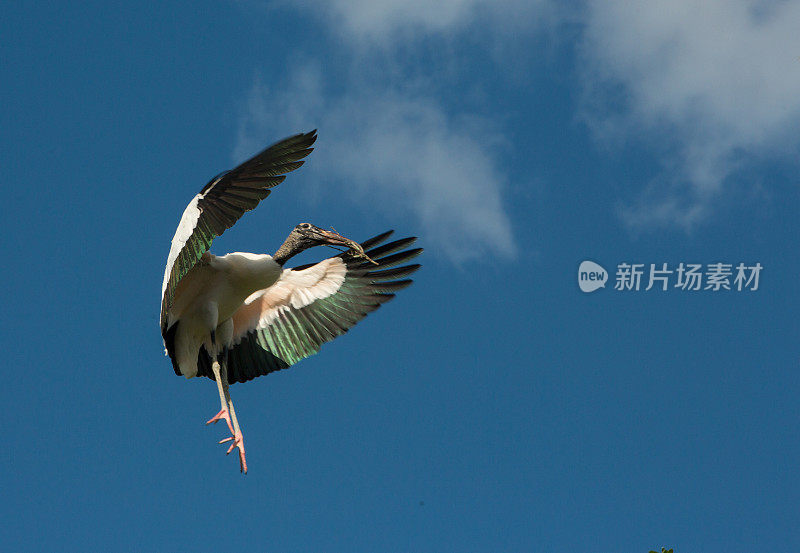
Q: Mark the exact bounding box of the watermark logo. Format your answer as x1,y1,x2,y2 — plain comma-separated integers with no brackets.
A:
578,261,762,293
578,260,608,293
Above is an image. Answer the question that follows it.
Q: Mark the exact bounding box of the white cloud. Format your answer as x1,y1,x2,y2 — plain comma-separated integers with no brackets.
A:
323,0,483,37
235,65,517,262
249,0,800,233
295,0,556,43
580,0,800,228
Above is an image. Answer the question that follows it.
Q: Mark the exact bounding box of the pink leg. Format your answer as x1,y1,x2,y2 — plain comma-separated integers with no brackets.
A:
220,383,247,474
219,430,247,474
208,360,235,438
209,356,248,474
206,408,234,436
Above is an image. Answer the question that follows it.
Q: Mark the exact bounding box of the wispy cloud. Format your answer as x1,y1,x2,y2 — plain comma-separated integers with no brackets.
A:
235,65,517,262
579,0,800,228
291,0,556,44
245,0,799,235
232,2,572,263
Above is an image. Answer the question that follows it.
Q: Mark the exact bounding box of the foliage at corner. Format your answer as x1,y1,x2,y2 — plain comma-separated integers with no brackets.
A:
649,548,674,553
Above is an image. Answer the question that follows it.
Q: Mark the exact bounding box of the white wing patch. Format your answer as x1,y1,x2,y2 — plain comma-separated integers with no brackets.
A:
231,257,347,342
161,194,202,301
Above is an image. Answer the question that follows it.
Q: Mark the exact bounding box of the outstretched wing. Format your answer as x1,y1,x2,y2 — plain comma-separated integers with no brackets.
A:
160,130,317,331
197,231,422,384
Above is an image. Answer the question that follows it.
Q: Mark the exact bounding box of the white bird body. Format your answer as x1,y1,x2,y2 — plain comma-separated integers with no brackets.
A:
167,252,282,378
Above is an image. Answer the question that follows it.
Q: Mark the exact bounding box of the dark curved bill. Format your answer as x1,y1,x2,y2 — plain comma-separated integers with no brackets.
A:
314,227,379,265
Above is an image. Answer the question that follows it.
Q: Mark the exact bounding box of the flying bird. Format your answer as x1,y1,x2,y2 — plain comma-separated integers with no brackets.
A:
160,130,421,473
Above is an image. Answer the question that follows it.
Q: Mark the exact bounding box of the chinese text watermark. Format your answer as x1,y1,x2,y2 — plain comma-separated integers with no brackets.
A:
579,261,762,293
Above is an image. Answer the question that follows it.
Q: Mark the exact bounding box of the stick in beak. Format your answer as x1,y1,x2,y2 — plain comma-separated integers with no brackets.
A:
319,228,379,265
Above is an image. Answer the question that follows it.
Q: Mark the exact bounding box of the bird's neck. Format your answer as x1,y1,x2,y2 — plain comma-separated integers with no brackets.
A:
272,238,303,266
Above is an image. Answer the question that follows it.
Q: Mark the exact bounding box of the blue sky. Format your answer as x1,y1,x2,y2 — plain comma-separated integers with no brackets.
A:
2,1,799,552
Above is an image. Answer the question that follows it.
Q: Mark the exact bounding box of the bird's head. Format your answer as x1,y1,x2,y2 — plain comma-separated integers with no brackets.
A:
273,223,378,265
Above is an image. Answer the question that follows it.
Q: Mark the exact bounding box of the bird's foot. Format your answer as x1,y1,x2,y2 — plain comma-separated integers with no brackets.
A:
205,408,235,436
219,431,247,474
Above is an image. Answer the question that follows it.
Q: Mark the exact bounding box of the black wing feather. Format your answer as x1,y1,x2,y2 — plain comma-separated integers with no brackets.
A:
160,130,317,335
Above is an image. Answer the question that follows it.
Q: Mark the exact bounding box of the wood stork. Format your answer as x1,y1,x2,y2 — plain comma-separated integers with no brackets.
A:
160,130,421,473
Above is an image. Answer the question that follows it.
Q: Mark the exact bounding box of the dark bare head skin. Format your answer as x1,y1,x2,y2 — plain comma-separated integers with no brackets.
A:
273,223,378,266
